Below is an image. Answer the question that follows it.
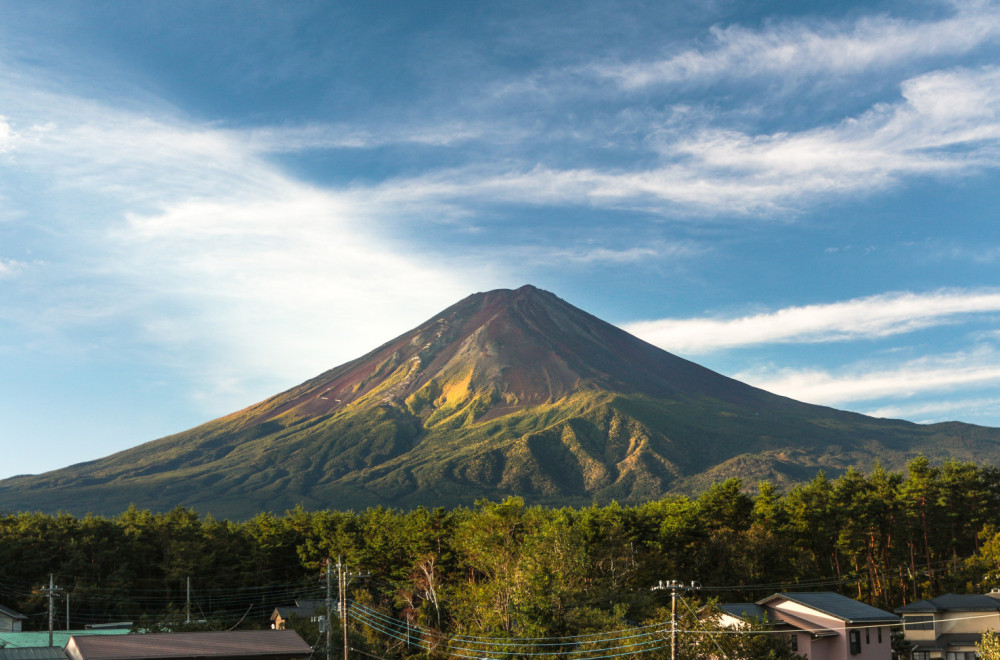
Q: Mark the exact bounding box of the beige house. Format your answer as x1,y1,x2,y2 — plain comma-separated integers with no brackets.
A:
717,591,899,659
896,591,1000,660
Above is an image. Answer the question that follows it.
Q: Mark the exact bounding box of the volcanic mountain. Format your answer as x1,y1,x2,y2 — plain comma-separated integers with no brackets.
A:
4,285,1000,518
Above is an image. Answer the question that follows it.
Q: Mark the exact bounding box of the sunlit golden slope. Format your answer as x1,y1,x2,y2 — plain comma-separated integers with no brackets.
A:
4,285,1000,518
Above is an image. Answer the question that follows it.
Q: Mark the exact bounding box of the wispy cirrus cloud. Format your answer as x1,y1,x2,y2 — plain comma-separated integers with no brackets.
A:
598,2,1000,88
238,121,492,153
735,346,1000,408
0,115,14,152
0,73,494,409
623,289,1000,353
866,397,1000,423
485,241,701,267
356,66,1000,217
0,257,24,277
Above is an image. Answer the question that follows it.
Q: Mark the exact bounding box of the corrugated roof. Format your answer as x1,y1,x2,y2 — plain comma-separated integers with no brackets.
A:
0,631,129,649
760,592,900,623
896,593,1000,613
68,631,311,660
0,647,68,660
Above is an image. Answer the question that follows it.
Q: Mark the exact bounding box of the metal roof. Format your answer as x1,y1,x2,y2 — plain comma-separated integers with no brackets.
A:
269,604,322,622
717,603,768,621
0,648,68,660
0,632,129,650
67,631,311,660
896,593,1000,613
910,633,982,652
759,592,901,624
715,602,842,637
769,610,839,638
0,606,28,621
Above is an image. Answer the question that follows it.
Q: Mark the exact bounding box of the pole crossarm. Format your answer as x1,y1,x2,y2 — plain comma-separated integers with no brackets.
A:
651,579,700,660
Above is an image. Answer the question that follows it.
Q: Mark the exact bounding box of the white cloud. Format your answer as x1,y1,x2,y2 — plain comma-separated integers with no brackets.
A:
0,115,14,152
0,257,23,277
865,397,1000,423
0,72,495,411
116,190,480,395
239,122,489,153
354,66,1000,217
489,241,700,267
599,3,1000,88
623,289,1000,353
735,347,1000,407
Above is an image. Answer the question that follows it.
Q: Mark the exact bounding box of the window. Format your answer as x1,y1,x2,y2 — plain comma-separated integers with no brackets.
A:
904,615,935,631
913,653,930,660
878,626,882,643
849,629,861,655
946,653,978,660
866,627,870,644
790,635,798,652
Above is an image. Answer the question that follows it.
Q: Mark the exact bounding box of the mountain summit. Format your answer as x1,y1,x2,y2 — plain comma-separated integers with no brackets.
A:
3,286,1000,518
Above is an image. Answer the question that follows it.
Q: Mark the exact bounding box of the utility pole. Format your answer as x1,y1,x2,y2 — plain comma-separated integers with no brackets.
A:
652,580,699,660
42,575,63,647
186,577,191,624
326,560,334,660
340,559,347,660
66,593,70,631
335,557,369,660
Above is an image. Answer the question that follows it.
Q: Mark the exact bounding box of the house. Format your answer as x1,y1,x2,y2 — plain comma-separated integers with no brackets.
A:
269,599,329,630
0,605,28,633
64,630,311,660
717,591,900,659
895,590,1000,659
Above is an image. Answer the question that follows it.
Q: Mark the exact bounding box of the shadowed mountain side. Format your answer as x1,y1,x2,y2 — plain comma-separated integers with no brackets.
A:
3,285,1000,518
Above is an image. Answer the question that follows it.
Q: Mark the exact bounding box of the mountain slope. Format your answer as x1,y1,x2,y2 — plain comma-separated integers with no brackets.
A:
3,285,1000,518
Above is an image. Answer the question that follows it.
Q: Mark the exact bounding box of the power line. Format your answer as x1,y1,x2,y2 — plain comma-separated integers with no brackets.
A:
351,602,669,646
349,607,668,659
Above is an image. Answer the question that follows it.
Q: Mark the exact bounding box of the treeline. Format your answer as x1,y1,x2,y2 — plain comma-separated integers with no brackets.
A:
3,457,1000,655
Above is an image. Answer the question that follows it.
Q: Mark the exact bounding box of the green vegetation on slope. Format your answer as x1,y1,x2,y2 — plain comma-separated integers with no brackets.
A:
4,384,1000,519
3,459,1000,659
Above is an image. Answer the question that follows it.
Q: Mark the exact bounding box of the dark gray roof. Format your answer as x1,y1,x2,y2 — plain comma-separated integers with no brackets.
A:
270,600,328,622
0,649,68,660
760,592,900,623
0,605,28,621
714,603,838,636
910,633,982,652
769,610,839,637
68,631,311,660
717,603,768,621
896,593,1000,613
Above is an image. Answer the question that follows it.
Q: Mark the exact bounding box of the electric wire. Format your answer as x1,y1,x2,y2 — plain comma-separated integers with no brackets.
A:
349,607,668,659
350,601,669,645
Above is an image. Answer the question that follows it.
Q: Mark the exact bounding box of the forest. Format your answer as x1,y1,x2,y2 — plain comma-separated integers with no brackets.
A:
3,456,1000,659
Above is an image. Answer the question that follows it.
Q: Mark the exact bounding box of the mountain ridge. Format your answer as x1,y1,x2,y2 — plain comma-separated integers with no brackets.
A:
3,285,999,518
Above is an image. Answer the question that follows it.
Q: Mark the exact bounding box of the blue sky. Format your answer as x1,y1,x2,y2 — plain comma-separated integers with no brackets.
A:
2,0,1000,479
